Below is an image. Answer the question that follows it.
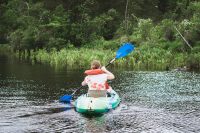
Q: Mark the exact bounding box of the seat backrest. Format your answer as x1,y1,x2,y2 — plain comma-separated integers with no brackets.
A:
88,90,107,97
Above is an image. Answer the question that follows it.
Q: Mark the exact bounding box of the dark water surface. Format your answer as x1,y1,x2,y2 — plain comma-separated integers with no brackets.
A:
0,54,200,133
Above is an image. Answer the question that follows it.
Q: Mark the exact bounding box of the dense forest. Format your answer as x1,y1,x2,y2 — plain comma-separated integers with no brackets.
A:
0,0,200,70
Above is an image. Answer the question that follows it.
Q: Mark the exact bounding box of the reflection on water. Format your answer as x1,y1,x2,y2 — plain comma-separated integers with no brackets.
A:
0,54,200,133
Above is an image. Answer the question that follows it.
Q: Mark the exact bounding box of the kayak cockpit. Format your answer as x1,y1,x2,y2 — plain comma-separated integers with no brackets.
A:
74,90,120,114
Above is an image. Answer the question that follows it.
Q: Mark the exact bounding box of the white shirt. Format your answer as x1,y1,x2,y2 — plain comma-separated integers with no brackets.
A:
84,74,107,90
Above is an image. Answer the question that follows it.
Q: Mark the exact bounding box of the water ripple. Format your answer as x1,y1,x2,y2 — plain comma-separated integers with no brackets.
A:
1,68,200,132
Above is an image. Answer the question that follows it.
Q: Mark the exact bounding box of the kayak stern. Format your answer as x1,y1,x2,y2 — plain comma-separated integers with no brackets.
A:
74,90,120,114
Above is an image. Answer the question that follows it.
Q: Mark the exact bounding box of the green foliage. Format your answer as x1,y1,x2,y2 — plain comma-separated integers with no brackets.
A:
159,19,175,41
84,37,121,50
134,19,154,42
168,40,184,53
0,44,12,53
31,48,115,69
186,52,200,69
1,0,200,70
8,29,23,50
21,26,37,49
46,37,67,50
70,8,120,46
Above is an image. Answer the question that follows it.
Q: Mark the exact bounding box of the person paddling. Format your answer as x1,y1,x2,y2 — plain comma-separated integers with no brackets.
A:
82,60,115,97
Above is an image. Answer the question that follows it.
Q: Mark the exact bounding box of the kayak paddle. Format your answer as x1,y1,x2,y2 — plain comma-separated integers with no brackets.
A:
106,42,134,67
59,42,135,103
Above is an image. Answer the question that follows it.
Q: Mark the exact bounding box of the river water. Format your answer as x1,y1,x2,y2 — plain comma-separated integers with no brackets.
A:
0,54,200,133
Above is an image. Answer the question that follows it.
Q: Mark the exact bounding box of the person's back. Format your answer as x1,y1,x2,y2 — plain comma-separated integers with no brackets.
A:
82,60,115,97
85,74,107,90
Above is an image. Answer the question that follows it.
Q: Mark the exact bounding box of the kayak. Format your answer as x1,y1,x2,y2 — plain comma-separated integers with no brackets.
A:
74,90,120,114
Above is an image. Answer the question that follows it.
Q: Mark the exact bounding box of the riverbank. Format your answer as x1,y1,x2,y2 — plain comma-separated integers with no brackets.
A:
1,44,199,70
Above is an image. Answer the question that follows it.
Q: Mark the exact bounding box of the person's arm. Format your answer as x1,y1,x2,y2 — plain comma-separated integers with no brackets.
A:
101,66,115,80
82,77,87,86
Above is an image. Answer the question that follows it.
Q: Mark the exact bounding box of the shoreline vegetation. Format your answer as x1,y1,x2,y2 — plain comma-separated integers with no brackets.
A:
1,42,199,71
0,1,200,70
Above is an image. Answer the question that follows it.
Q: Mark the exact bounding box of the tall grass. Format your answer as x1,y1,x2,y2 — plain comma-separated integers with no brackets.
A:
1,42,200,70
31,48,115,69
29,46,192,70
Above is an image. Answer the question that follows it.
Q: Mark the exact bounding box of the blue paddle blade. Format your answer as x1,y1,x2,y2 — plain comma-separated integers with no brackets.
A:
59,95,72,103
116,43,135,59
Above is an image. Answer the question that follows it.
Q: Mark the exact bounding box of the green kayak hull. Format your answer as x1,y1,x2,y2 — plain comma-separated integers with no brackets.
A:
74,90,120,114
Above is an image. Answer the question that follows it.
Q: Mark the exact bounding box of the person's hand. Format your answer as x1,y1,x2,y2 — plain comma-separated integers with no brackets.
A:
101,66,107,72
101,66,115,79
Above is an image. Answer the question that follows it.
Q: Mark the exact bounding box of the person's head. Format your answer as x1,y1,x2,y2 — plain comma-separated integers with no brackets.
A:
91,60,101,69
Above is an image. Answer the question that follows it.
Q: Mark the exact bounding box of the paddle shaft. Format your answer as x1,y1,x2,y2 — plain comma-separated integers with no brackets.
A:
105,58,116,67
